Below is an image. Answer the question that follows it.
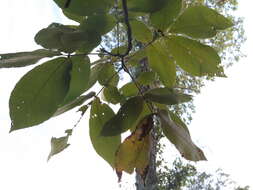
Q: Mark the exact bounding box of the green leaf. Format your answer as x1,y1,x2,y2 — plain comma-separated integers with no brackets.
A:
144,88,192,105
85,64,103,90
150,0,182,31
101,96,144,136
159,110,207,161
146,40,176,88
35,23,98,53
115,116,153,179
136,71,156,85
0,49,60,69
98,63,119,87
53,0,114,16
169,111,190,135
164,36,221,76
54,91,95,117
35,23,74,51
102,86,124,105
89,98,121,168
9,57,71,131
47,130,72,161
78,105,89,115
62,10,84,23
127,49,146,67
127,0,169,13
130,20,153,43
170,5,233,39
79,14,116,36
62,56,90,104
119,82,139,97
111,46,128,55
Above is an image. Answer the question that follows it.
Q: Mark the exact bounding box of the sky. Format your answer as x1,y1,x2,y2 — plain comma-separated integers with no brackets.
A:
0,1,252,189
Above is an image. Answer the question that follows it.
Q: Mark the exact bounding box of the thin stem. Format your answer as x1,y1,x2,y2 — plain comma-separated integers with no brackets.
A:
121,58,154,113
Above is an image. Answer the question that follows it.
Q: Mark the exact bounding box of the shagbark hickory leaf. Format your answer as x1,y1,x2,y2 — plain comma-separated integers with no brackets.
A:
0,49,60,69
62,10,84,23
127,0,169,13
9,57,71,131
115,115,153,178
62,56,90,104
54,91,95,117
136,71,156,85
98,63,119,87
150,0,182,31
47,130,72,161
164,36,221,76
144,87,192,105
79,14,116,36
147,40,176,88
53,0,114,16
119,82,139,97
170,5,234,39
102,86,124,105
159,110,207,161
169,111,190,135
89,98,121,168
85,64,104,91
35,23,98,53
130,20,153,43
101,96,144,136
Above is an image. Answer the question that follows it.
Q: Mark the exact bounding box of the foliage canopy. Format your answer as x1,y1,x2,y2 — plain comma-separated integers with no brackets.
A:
0,0,234,182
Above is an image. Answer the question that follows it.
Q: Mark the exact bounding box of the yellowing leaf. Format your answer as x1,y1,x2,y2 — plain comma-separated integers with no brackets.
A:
115,115,153,178
159,110,207,161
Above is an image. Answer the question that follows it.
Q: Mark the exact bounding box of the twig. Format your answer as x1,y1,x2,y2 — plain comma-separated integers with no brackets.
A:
120,58,154,113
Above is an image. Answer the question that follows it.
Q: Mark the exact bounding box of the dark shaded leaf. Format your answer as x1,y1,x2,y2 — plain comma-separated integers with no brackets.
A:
89,98,121,168
85,64,104,90
9,57,71,131
102,86,124,104
101,96,144,136
144,87,192,105
0,49,60,69
79,14,116,36
164,36,221,76
170,5,233,39
98,63,119,87
127,0,169,13
150,0,182,31
62,56,90,104
159,110,207,161
53,0,114,16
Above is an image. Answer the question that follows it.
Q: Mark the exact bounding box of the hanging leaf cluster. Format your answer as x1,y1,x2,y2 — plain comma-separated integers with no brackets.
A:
0,0,233,182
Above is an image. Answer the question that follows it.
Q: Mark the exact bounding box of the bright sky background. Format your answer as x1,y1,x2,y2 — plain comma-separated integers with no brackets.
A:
0,1,252,189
